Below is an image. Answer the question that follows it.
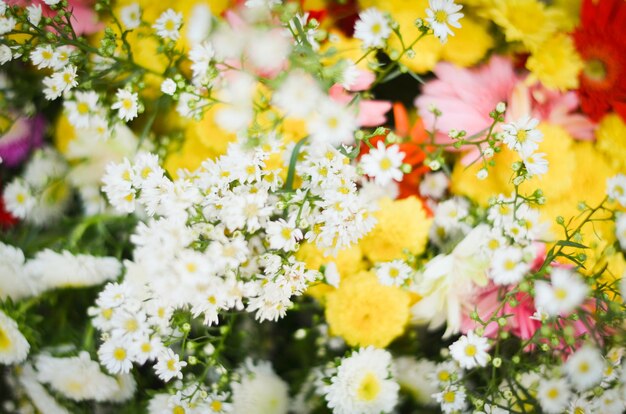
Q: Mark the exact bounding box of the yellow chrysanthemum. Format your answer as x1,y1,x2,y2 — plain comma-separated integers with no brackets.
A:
596,113,626,172
526,34,583,91
451,123,576,206
360,196,432,262
298,242,366,302
488,0,562,50
551,0,581,30
440,17,494,68
325,271,410,347
164,105,236,176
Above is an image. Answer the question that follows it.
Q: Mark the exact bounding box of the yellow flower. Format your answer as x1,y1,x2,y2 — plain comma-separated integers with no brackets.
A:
451,123,576,207
325,271,410,347
488,0,562,50
596,113,626,172
526,34,583,91
360,196,432,262
440,17,494,68
164,105,236,177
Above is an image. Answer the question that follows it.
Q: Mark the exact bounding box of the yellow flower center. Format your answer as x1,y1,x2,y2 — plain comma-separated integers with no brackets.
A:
173,406,185,414
102,308,113,320
443,391,456,403
77,102,90,115
578,361,589,373
113,348,126,361
389,268,400,278
547,387,559,399
326,117,339,129
42,50,53,60
379,157,392,171
210,401,223,412
438,370,450,382
435,10,448,23
554,288,568,300
16,193,25,204
504,259,516,271
164,20,176,31
371,23,382,34
122,99,133,110
0,327,11,351
186,263,197,273
281,228,292,240
357,372,381,402
517,129,527,143
465,344,477,357
488,239,500,250
125,318,139,332
167,359,176,371
141,342,152,353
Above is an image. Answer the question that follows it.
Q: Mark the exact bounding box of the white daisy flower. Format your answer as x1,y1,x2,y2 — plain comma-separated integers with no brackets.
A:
563,346,605,391
360,141,406,186
266,219,303,252
65,90,100,128
607,173,626,206
534,268,588,316
111,89,139,122
154,348,187,382
537,378,571,414
425,0,463,43
98,339,133,374
592,388,625,413
490,246,530,285
522,151,549,177
0,15,16,35
449,330,489,369
153,9,183,41
433,384,467,414
375,260,413,286
3,179,35,219
30,45,57,69
501,116,543,155
323,347,399,414
26,4,42,26
120,3,141,30
307,100,358,146
419,172,449,199
354,8,391,49
0,310,30,364
160,78,177,95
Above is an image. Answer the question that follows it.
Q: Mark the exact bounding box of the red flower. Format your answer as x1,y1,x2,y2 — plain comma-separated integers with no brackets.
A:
0,183,18,229
573,0,626,121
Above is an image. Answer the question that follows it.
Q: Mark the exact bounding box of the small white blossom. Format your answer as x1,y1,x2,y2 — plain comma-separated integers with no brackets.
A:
111,89,139,122
425,0,463,43
354,8,391,49
449,330,489,369
160,78,177,95
153,9,183,41
120,3,142,29
361,142,405,186
534,268,588,316
607,174,626,206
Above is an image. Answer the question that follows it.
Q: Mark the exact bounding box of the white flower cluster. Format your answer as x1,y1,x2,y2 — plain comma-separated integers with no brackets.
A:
3,147,70,225
94,142,374,380
0,241,122,301
502,116,549,177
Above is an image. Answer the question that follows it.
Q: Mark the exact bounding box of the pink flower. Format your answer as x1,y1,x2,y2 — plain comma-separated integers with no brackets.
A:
8,0,102,35
329,69,391,127
416,56,596,164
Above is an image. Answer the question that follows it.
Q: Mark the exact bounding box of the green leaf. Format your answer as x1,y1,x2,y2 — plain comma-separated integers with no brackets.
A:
555,240,588,249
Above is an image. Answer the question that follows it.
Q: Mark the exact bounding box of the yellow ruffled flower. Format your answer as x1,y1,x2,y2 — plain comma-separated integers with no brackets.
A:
325,271,410,347
164,105,236,176
360,196,432,262
596,113,626,172
440,17,494,68
487,0,562,51
526,34,583,91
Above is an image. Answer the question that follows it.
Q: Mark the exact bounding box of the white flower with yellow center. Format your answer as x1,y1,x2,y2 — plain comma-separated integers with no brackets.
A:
154,348,187,382
361,142,405,187
425,0,463,44
564,346,605,391
0,310,30,364
375,260,413,287
323,347,399,414
98,339,133,374
536,378,571,414
120,3,141,30
433,384,467,413
3,179,34,219
490,246,530,285
112,89,139,122
449,330,489,369
502,116,543,155
231,360,289,414
153,9,183,41
607,173,626,207
522,151,549,177
353,8,391,49
65,90,100,129
534,268,588,317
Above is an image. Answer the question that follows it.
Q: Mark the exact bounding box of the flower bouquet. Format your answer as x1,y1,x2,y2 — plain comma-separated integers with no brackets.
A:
0,0,625,413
